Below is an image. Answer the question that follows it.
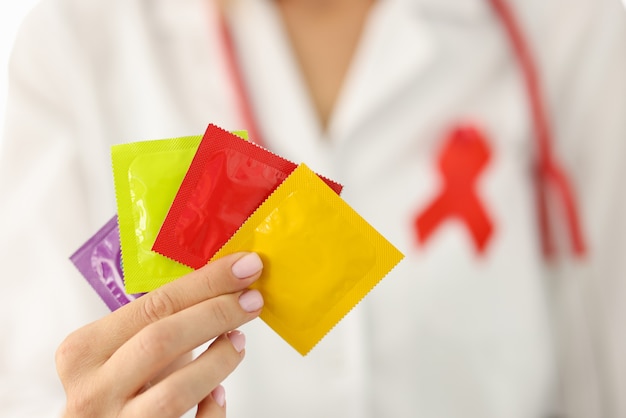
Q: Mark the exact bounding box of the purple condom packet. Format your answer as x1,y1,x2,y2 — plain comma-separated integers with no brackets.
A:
70,215,143,311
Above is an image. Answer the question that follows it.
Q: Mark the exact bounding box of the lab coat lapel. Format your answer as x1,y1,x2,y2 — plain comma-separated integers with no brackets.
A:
329,0,490,141
226,0,327,170
329,0,435,141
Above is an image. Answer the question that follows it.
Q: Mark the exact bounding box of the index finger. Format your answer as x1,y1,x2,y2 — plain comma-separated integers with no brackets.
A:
83,252,263,358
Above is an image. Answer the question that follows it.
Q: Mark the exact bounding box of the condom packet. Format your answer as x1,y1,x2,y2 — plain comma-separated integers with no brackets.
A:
210,164,404,355
70,216,144,311
112,136,198,293
112,130,248,293
152,124,344,270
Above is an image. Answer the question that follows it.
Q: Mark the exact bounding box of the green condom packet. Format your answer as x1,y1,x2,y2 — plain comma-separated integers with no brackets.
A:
112,130,247,293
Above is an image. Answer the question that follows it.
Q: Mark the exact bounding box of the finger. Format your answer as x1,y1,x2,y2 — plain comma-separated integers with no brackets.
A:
78,252,263,361
196,385,226,418
121,332,244,418
149,352,193,386
102,289,262,395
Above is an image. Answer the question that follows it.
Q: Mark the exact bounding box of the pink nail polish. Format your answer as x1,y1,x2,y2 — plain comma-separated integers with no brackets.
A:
231,253,263,279
227,330,246,352
211,385,226,407
238,289,264,312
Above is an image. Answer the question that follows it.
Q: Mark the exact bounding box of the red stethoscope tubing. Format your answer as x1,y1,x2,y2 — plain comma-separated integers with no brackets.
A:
487,0,586,258
218,0,587,258
219,19,265,150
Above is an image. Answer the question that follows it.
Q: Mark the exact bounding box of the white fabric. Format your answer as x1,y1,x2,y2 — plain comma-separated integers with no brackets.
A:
0,0,624,417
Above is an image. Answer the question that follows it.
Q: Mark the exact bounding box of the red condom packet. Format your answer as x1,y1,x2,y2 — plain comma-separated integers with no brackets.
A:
153,124,343,269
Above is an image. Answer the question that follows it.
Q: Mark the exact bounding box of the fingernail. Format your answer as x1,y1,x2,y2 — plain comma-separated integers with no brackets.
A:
231,253,263,279
211,385,226,408
238,289,264,312
227,330,246,352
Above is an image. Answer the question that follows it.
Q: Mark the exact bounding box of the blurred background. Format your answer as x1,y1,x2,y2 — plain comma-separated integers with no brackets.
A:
0,1,39,144
1,0,625,143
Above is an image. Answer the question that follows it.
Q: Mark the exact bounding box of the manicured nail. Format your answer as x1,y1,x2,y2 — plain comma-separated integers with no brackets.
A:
238,289,264,312
211,385,226,408
227,330,246,352
231,253,263,279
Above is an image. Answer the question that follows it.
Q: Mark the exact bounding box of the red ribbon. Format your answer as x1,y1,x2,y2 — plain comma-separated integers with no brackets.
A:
415,125,494,253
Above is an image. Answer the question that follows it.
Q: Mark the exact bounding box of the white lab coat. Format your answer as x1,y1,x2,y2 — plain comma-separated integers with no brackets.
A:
1,0,625,417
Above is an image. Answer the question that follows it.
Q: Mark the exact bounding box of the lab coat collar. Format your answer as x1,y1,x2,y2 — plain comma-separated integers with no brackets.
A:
328,0,434,141
329,0,491,141
417,0,492,22
225,0,334,174
225,0,489,151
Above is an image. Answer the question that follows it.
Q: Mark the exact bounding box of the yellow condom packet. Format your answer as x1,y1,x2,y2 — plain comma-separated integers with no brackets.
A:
112,130,247,293
211,164,404,355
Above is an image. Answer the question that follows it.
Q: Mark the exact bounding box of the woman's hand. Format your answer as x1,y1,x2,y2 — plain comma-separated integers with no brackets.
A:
56,252,265,418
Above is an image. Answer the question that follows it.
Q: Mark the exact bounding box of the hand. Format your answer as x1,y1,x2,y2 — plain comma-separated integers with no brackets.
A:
56,252,265,418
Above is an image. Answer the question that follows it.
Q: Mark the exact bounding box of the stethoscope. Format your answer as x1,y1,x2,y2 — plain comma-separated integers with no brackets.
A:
217,0,587,259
